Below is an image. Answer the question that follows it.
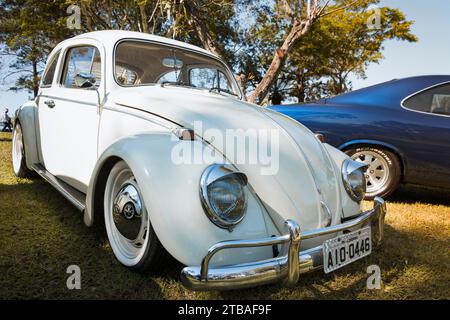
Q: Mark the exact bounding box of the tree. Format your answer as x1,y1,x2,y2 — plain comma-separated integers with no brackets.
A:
74,0,162,33
288,3,417,101
0,0,417,106
237,0,417,104
0,0,74,97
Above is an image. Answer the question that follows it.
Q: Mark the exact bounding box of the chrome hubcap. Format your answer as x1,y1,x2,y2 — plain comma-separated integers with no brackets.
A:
351,151,389,194
113,184,143,240
12,123,23,174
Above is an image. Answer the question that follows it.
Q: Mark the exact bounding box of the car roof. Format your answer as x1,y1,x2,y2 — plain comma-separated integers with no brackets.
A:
326,75,450,107
68,30,216,58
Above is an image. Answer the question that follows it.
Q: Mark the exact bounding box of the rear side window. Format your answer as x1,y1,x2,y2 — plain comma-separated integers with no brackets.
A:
403,83,450,116
41,51,60,87
62,46,101,89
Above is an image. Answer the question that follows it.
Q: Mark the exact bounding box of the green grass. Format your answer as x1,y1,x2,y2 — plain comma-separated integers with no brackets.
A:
0,132,449,299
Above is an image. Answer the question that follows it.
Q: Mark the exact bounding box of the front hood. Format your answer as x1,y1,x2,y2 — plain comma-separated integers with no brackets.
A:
112,86,341,232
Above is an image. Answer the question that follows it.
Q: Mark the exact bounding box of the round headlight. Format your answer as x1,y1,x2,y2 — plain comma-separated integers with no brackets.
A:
200,164,248,231
342,158,367,202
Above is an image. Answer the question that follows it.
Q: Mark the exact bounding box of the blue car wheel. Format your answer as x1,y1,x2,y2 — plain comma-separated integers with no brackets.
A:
345,146,402,199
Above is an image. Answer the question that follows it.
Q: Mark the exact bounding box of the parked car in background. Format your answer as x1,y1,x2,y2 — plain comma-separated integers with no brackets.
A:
270,76,450,199
12,31,386,291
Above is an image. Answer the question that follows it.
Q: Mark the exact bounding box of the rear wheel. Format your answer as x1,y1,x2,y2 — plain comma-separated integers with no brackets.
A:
12,122,33,178
104,160,171,271
345,147,401,200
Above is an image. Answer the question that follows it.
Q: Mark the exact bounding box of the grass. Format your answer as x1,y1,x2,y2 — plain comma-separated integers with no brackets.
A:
0,131,449,299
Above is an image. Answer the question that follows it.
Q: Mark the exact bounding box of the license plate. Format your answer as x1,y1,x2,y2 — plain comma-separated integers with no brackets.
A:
323,226,372,274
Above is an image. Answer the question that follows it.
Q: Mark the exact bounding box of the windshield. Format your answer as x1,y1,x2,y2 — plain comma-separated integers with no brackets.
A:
115,40,240,97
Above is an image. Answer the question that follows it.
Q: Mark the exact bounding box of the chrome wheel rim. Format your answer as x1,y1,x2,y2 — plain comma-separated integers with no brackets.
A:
351,151,390,194
104,162,149,266
12,123,23,175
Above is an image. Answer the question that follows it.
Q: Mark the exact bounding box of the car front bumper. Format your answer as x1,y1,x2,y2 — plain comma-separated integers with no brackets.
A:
181,197,387,291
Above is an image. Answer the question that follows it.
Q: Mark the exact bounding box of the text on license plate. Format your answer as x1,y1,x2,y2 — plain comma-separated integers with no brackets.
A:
323,226,372,274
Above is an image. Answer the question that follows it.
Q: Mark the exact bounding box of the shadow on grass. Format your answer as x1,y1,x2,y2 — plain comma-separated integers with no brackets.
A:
0,132,12,142
388,184,450,206
0,180,170,299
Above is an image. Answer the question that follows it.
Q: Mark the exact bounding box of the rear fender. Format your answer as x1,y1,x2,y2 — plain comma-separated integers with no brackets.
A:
15,101,40,169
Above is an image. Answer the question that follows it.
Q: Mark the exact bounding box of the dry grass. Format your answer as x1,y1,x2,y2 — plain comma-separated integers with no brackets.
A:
0,132,449,299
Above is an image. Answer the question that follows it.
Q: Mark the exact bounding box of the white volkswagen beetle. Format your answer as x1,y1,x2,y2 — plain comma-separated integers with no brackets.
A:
13,31,386,291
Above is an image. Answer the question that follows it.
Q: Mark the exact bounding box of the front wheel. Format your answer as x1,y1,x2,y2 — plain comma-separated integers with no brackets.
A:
104,160,171,272
345,147,401,200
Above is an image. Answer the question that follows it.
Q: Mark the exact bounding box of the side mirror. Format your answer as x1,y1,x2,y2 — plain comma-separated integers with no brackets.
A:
74,72,97,89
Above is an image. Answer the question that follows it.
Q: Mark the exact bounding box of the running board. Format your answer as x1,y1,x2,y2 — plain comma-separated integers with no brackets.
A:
32,164,86,211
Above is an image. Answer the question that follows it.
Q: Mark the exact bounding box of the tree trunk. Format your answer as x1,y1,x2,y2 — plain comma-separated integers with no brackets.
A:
184,1,224,59
32,59,39,98
296,69,306,103
139,4,149,33
247,19,313,105
80,3,93,31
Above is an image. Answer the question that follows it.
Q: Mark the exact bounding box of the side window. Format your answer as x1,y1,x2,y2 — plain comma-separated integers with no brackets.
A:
41,51,60,87
190,68,217,89
62,46,101,89
403,83,450,116
189,67,233,94
116,65,138,85
157,70,180,84
218,71,233,93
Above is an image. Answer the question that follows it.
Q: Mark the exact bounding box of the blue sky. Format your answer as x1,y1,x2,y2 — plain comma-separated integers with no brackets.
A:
1,0,450,113
349,0,450,89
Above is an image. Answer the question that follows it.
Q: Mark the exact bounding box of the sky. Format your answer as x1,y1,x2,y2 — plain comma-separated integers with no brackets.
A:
349,0,450,89
1,0,450,114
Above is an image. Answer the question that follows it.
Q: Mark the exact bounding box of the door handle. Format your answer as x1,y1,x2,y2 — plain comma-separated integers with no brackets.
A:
44,100,55,108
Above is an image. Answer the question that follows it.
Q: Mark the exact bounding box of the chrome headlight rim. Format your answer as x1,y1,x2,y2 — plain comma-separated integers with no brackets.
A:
342,158,367,202
200,164,248,231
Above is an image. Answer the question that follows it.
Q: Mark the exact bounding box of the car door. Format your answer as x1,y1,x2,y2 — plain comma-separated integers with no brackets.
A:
401,82,450,188
38,40,104,193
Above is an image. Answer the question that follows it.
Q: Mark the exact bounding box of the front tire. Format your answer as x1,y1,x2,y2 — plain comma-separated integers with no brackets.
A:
104,160,171,272
345,147,401,200
12,122,33,178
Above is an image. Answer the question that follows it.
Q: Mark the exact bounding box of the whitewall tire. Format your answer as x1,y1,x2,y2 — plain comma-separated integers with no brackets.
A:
12,122,33,178
104,160,171,271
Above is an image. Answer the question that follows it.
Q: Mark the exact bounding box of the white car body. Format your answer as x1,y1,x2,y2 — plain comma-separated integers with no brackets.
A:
14,31,386,291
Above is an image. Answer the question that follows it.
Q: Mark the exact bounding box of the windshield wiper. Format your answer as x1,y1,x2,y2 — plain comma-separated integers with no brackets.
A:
209,87,238,97
160,81,193,88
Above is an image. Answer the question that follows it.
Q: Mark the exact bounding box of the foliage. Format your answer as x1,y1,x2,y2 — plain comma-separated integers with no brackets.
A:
0,0,74,96
0,0,417,104
240,0,418,103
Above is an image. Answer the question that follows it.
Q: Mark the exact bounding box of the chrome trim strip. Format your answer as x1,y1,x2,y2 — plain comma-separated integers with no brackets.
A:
400,80,450,118
39,94,98,107
112,102,180,129
181,197,386,291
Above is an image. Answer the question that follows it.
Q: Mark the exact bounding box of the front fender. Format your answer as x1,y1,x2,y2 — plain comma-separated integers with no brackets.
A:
85,132,275,266
323,143,361,218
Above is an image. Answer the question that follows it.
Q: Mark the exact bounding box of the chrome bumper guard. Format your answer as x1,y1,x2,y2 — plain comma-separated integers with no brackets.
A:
181,197,387,291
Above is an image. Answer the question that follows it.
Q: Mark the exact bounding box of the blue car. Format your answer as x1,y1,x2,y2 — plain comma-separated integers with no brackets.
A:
270,75,450,199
